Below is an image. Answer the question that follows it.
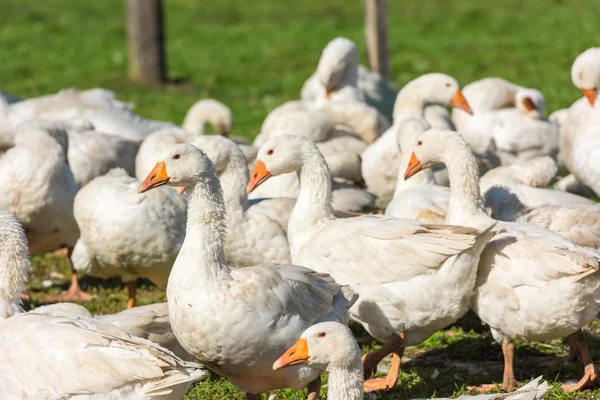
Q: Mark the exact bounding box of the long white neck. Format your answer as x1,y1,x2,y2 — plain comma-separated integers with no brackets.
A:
288,147,336,259
169,172,232,288
0,213,30,320
393,88,428,121
220,155,250,224
442,137,493,229
326,360,364,400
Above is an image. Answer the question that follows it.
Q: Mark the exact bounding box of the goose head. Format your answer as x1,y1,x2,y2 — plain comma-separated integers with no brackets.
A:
137,143,216,193
182,99,233,136
571,47,600,106
516,88,545,119
403,128,469,180
247,135,315,193
395,73,472,115
273,322,361,371
316,37,360,98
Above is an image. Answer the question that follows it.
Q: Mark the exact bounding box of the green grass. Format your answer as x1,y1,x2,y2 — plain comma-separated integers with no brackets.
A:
2,0,599,138
6,0,600,398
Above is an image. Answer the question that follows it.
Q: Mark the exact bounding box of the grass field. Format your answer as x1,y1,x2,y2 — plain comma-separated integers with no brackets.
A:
4,0,600,398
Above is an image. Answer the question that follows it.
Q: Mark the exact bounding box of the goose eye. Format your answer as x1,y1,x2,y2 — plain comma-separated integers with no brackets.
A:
317,332,326,338
445,83,451,87
417,141,423,146
267,149,274,156
173,154,181,160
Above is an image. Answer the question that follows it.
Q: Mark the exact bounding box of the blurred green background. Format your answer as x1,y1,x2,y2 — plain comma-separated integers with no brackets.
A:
1,0,599,139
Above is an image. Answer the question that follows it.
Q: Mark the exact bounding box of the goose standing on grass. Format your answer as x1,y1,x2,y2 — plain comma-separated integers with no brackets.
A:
404,128,600,392
0,125,91,301
361,73,472,207
385,120,450,222
0,208,206,399
73,168,187,309
274,322,364,400
137,143,357,399
560,47,600,197
191,135,292,266
248,135,494,392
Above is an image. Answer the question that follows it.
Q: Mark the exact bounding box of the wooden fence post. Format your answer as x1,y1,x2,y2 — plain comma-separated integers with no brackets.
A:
364,0,390,80
126,0,166,85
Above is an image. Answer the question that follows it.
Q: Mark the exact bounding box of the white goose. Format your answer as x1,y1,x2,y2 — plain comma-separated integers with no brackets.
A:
273,322,552,400
137,143,356,399
480,156,595,207
0,208,205,399
385,120,450,223
361,73,472,207
191,135,292,266
248,135,494,392
73,168,187,308
0,125,89,301
560,47,600,197
404,128,600,391
274,322,364,400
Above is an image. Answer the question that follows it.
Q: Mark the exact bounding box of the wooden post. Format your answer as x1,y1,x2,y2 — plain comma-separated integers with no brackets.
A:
364,0,390,79
126,0,166,85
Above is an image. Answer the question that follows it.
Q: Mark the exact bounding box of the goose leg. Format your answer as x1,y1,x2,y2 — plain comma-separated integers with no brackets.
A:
49,247,94,302
363,350,403,392
127,281,137,309
468,341,518,392
307,375,321,400
362,332,404,380
562,330,599,391
362,332,404,392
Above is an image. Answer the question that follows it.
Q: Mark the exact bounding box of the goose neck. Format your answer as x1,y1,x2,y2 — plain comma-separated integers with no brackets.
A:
393,91,427,121
0,218,29,320
220,160,250,223
175,174,231,283
326,359,364,400
442,139,491,227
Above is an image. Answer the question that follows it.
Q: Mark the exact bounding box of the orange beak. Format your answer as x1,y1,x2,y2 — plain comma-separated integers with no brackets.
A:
404,152,423,180
246,160,272,193
582,88,598,106
450,90,473,115
273,338,310,370
137,162,170,194
325,86,334,99
521,97,536,113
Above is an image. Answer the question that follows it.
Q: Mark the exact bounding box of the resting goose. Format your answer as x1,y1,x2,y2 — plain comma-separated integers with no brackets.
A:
73,168,187,308
137,143,356,399
480,156,595,207
452,78,558,164
0,125,90,301
404,128,600,391
361,73,472,207
191,135,292,266
385,120,450,223
274,322,363,400
0,208,205,399
560,47,600,197
248,135,494,392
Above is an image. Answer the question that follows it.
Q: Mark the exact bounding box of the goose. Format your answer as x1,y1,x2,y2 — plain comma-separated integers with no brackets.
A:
484,186,600,249
20,118,139,186
0,208,205,399
137,143,357,399
385,120,450,223
248,135,494,392
560,47,600,197
73,168,187,308
480,156,595,207
190,135,292,266
274,322,364,400
452,78,558,164
274,322,552,400
404,128,600,391
136,127,197,181
361,73,472,207
0,125,90,301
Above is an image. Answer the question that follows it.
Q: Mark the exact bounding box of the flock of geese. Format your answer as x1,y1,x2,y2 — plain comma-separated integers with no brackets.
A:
0,37,599,399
